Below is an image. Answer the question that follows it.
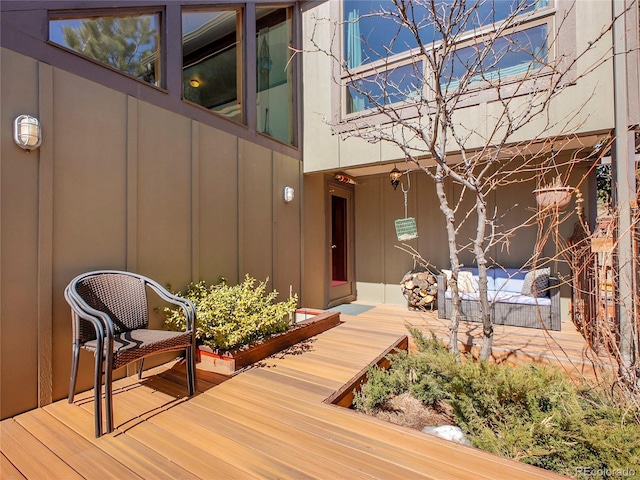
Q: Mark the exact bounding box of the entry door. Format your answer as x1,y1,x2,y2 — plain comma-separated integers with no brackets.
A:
328,184,355,307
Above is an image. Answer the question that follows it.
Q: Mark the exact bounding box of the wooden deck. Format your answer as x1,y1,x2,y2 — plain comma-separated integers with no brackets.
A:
366,304,616,380
1,303,604,480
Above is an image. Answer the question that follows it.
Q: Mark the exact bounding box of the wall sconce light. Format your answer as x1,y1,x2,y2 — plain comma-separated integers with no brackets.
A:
389,165,402,190
189,79,200,88
283,186,295,203
13,114,42,151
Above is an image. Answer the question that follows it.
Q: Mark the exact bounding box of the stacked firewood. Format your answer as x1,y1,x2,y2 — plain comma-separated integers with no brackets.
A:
401,269,438,310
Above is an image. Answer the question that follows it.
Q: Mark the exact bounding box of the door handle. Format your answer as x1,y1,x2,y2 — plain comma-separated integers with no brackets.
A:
331,244,337,249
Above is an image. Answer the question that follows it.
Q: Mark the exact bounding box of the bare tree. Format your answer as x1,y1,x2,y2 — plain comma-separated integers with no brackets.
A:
306,0,627,361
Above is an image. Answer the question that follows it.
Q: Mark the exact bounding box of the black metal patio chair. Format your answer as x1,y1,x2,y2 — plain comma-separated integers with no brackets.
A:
65,270,197,437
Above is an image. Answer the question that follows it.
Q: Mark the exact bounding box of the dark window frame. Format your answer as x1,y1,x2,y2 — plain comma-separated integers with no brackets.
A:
181,6,245,124
255,4,297,146
48,7,166,90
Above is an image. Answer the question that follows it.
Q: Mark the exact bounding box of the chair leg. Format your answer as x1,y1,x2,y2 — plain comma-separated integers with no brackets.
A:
104,360,114,435
186,345,197,396
68,342,80,403
94,340,104,438
138,358,145,380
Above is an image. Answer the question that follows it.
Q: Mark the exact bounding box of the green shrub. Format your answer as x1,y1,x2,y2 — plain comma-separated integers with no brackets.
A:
352,365,400,414
164,275,297,352
353,329,640,478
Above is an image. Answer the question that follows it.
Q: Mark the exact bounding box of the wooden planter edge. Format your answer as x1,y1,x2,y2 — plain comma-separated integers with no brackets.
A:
197,310,341,374
324,335,409,408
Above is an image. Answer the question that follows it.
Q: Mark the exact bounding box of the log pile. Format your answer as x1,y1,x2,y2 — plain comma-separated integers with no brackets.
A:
401,269,438,310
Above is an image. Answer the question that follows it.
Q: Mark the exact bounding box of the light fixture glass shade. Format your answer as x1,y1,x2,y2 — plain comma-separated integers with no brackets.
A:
283,186,295,203
389,166,402,190
13,115,42,151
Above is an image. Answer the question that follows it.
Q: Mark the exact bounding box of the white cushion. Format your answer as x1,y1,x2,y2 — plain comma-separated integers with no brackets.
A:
493,291,551,306
444,290,551,306
444,291,478,301
493,269,527,293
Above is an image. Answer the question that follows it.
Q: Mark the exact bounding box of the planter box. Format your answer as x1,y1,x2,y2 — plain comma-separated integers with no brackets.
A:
197,309,341,375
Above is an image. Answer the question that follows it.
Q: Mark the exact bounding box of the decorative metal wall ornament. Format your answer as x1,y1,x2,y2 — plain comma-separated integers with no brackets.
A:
334,173,358,185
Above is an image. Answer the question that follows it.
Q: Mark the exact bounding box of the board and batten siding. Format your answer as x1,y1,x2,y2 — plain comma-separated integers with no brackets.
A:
1,47,302,419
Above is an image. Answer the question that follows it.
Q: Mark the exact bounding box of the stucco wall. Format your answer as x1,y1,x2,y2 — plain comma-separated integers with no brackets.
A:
1,48,302,419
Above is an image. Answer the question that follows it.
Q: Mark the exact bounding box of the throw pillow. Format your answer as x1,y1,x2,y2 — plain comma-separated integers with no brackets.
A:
458,271,477,293
442,269,452,291
441,270,477,293
521,268,550,297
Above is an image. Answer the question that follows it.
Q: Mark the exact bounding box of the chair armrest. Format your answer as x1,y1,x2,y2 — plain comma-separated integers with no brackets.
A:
64,285,108,342
144,278,197,332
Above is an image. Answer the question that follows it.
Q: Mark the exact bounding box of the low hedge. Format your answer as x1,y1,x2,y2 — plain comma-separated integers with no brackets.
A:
164,275,297,352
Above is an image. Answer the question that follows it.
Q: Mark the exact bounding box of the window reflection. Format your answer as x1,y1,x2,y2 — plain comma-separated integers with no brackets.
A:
182,10,242,122
344,0,549,68
50,13,161,86
347,62,423,114
257,7,294,146
441,24,548,91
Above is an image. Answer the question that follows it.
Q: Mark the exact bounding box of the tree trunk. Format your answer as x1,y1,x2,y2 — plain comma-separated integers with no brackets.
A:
435,166,462,358
474,194,494,360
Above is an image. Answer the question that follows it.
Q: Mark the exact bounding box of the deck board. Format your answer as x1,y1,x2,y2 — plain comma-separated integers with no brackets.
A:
1,452,27,480
14,409,141,480
44,401,202,480
208,376,551,480
1,304,592,479
187,395,409,480
0,419,83,479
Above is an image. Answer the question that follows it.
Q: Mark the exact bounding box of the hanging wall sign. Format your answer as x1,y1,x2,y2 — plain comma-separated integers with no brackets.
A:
395,174,417,241
395,217,418,241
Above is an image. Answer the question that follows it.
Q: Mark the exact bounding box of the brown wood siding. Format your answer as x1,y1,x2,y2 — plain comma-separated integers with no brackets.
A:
0,47,302,418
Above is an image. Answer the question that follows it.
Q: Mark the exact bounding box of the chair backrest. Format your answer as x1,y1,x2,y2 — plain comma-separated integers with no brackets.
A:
74,272,149,342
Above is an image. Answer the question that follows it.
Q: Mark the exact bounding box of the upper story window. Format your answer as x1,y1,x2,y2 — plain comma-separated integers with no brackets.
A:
441,23,548,92
182,9,243,123
344,0,549,68
342,0,551,117
48,4,300,151
49,12,161,86
347,61,423,114
257,7,295,146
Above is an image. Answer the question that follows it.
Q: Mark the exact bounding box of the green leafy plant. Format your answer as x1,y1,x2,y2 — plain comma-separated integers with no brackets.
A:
353,329,640,478
164,275,297,352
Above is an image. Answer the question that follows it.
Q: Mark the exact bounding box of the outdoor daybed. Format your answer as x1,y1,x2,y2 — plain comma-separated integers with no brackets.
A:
437,268,561,331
